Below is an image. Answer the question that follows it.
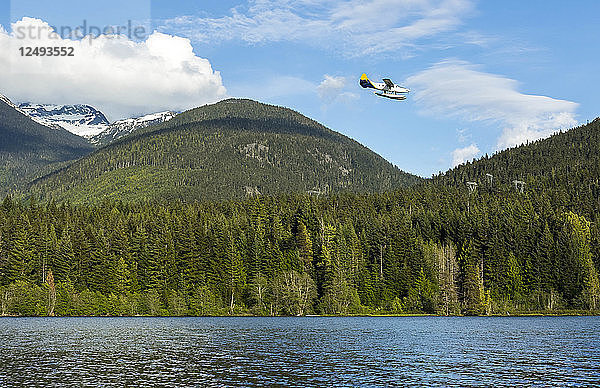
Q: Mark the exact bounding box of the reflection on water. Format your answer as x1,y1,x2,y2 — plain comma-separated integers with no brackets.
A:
0,317,599,387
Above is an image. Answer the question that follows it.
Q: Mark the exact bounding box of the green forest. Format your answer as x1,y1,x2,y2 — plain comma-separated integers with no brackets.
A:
1,98,600,317
1,183,599,316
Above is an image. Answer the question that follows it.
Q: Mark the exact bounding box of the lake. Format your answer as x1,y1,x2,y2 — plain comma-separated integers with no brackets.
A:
0,317,599,387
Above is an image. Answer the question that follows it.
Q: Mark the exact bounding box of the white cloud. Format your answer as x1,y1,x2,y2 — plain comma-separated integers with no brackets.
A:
317,75,358,103
0,18,227,120
406,60,578,149
456,128,470,143
161,0,474,57
452,143,479,167
318,75,345,98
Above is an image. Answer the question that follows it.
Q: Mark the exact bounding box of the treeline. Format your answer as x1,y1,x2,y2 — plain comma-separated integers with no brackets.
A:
1,186,599,316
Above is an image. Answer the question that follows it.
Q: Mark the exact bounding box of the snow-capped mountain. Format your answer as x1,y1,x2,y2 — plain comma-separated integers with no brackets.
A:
0,94,19,110
18,103,110,138
90,111,177,146
1,94,64,128
13,99,177,145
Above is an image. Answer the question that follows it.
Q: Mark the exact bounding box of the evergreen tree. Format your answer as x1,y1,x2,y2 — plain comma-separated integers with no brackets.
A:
461,241,484,315
53,229,74,284
295,220,313,273
560,212,600,308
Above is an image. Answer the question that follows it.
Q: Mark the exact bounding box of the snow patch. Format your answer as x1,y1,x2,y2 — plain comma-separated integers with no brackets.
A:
18,103,110,137
91,111,178,145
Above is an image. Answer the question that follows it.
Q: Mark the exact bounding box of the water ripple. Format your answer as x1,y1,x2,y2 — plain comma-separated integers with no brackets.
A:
0,316,599,387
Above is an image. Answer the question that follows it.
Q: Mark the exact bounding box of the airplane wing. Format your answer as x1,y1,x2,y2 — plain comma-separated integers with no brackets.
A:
382,78,395,88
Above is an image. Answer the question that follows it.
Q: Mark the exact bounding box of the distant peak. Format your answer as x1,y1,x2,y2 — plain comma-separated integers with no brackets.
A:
112,110,178,124
90,110,179,146
0,94,17,109
17,102,110,137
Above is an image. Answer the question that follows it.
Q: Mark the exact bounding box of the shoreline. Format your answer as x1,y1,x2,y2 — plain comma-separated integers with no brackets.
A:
2,312,599,318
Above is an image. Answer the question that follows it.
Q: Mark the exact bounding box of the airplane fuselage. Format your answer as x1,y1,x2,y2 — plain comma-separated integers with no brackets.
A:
364,81,410,94
359,74,410,100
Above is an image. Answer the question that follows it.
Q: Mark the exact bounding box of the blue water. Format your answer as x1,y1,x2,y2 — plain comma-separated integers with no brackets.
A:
0,317,599,387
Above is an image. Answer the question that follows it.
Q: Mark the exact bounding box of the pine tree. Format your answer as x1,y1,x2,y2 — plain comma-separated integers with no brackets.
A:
131,225,150,291
560,212,600,309
504,252,523,300
108,220,130,294
535,222,556,293
461,241,484,315
54,229,74,284
224,229,244,314
6,219,30,284
295,220,313,274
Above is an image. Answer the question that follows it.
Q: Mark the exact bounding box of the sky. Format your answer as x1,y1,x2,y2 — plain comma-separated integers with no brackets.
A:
1,0,599,177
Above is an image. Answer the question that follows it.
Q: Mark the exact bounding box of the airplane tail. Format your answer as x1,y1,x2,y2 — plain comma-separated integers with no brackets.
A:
359,73,375,89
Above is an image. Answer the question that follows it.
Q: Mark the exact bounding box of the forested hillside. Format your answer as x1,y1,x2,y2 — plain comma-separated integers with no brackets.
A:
433,118,600,215
0,96,93,194
29,99,421,202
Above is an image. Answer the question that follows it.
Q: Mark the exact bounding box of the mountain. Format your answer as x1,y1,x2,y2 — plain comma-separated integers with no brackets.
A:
29,99,422,202
0,95,94,192
18,103,110,138
432,118,600,213
90,111,177,146
18,102,178,143
0,94,29,115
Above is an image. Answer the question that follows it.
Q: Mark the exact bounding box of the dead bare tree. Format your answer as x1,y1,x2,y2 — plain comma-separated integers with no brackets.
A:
46,269,56,317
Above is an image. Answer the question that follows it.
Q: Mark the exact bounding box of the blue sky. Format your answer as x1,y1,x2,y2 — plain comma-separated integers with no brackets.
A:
2,0,600,176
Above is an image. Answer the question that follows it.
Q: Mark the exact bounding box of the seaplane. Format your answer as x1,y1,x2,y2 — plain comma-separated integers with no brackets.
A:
359,73,410,100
